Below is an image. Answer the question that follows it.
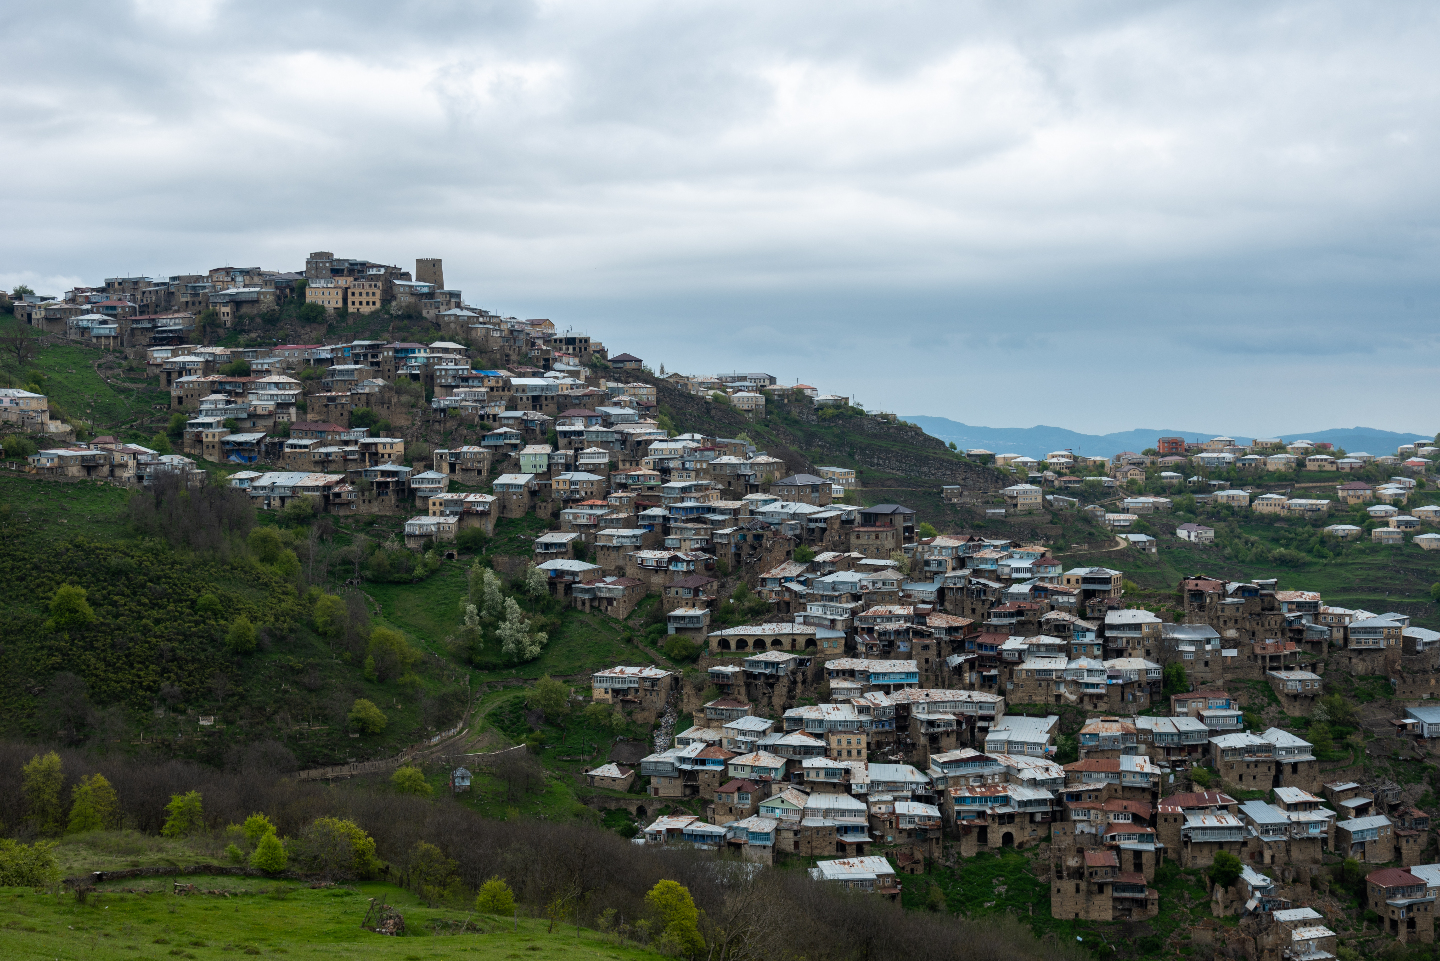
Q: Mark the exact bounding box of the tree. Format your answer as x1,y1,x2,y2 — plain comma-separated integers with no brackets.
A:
348,698,387,734
0,838,60,888
47,584,96,632
67,773,119,834
664,636,699,662
1,329,37,367
498,598,547,661
583,701,625,734
250,831,288,873
918,522,938,539
365,626,419,681
228,616,258,655
22,751,65,836
405,841,457,904
249,525,286,564
149,432,173,455
167,411,188,438
475,877,515,915
391,765,433,796
527,676,571,726
1208,850,1242,889
161,791,205,838
1162,662,1188,697
645,879,705,957
219,359,251,377
243,812,276,844
293,817,379,880
479,568,504,616
523,563,548,597
313,594,346,637
792,545,816,563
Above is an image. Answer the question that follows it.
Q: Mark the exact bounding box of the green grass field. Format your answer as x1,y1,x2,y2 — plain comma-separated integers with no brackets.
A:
0,880,666,961
0,317,170,435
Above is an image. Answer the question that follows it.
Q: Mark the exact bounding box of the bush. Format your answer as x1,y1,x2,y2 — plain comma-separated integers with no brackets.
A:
391,766,433,796
0,839,60,888
249,832,288,873
242,812,275,844
456,527,490,553
67,773,119,833
48,584,96,632
348,698,387,734
1209,850,1242,888
664,636,699,663
227,616,258,655
475,876,515,915
161,790,204,838
292,817,380,880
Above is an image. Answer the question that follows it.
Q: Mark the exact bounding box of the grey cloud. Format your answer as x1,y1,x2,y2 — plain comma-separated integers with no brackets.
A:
4,1,1440,433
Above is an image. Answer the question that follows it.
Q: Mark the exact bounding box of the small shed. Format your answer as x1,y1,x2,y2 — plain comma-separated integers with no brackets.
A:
450,766,472,793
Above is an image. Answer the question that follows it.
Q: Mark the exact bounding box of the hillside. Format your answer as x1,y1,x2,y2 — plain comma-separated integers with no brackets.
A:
1,876,663,961
904,415,1432,460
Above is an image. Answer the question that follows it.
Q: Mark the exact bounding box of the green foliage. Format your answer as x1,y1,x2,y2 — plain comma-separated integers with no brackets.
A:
67,773,119,833
792,545,816,563
1189,766,1215,789
645,879,705,957
527,676,571,725
243,812,276,844
149,432,172,455
1209,850,1242,888
364,626,419,681
498,597,547,662
161,790,204,838
248,526,285,564
219,359,252,377
279,497,317,526
294,816,380,879
48,584,96,632
1054,734,1078,765
249,831,288,873
455,526,490,553
348,698,387,734
167,411,188,438
405,840,458,905
228,615,258,655
196,592,223,618
1162,661,1188,697
2,434,36,459
476,876,516,915
918,521,938,538
22,751,65,835
391,765,433,796
0,838,59,888
225,842,244,864
312,593,346,637
663,635,699,662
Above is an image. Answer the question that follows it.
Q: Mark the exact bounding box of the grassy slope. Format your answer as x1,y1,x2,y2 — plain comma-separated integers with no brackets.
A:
0,881,664,961
0,316,170,436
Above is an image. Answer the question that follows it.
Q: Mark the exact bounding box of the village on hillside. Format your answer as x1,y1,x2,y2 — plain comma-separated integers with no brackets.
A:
8,252,1440,958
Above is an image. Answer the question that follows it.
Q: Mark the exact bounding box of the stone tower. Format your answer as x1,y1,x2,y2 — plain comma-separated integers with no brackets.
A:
416,258,444,289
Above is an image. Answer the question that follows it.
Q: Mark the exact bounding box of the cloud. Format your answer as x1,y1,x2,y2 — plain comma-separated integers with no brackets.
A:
3,1,1440,433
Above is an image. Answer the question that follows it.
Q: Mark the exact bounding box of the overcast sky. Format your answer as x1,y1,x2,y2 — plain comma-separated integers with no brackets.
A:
4,1,1438,435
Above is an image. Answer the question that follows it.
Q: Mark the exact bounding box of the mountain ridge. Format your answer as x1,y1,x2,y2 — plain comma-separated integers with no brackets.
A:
901,416,1433,460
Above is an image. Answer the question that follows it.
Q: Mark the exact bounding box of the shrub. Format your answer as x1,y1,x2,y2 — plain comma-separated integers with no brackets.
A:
391,766,433,796
47,584,96,632
0,839,60,888
475,877,515,915
292,817,380,880
227,616,258,655
67,773,120,833
348,698,387,734
645,879,704,957
161,791,204,838
1209,850,1242,888
22,751,65,836
242,813,276,844
249,832,288,873
664,636,699,663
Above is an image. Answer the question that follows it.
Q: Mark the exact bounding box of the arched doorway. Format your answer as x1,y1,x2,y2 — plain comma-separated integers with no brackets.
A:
635,805,647,820
1001,832,1015,848
736,639,748,651
717,638,731,651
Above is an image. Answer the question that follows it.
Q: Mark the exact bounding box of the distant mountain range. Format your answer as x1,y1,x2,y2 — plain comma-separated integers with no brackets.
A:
901,417,1433,461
